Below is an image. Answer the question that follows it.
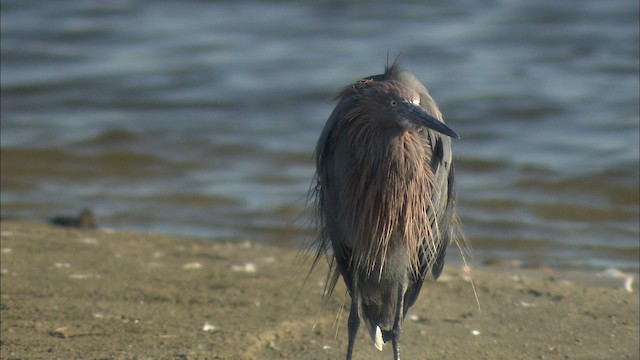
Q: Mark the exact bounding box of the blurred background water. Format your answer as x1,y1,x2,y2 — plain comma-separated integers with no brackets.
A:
1,0,638,272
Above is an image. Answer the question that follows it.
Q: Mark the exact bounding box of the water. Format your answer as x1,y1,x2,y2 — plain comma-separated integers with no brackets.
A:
1,0,638,272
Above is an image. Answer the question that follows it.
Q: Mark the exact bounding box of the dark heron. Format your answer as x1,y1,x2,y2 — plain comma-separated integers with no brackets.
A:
309,61,460,360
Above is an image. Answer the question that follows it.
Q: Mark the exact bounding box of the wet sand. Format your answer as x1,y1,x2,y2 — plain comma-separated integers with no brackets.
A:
1,221,638,359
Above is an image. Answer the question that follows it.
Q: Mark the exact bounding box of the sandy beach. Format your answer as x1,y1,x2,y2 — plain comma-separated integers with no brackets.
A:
0,220,637,359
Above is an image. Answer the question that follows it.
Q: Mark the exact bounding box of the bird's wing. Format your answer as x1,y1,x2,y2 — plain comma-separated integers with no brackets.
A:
314,89,361,296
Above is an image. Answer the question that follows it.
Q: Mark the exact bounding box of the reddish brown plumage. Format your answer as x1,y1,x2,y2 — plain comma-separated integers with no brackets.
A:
336,87,440,277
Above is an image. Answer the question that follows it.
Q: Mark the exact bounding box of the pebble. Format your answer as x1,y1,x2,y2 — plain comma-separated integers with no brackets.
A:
202,322,217,332
230,263,257,273
183,262,202,270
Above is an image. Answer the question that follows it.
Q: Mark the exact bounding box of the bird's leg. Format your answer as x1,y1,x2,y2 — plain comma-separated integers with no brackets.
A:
346,280,360,360
392,336,401,360
392,287,405,360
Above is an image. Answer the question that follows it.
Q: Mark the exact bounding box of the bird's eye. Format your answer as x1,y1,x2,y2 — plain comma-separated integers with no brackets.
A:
390,100,398,107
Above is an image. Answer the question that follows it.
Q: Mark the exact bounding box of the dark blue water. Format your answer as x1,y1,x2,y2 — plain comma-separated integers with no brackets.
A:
2,0,638,271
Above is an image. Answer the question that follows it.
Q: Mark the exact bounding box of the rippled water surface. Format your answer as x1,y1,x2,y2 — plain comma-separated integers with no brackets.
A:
2,0,638,271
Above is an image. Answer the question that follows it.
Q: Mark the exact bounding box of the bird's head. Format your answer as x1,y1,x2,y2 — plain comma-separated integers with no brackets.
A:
360,81,459,139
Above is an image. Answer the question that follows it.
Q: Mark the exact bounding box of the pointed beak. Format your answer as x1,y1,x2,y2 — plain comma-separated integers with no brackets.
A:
408,104,459,139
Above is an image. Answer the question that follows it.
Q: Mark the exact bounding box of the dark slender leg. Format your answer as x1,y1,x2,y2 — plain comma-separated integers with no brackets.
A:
346,282,360,360
392,287,405,360
392,337,401,360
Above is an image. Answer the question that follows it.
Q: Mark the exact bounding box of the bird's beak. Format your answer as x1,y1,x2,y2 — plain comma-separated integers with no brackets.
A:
409,105,459,139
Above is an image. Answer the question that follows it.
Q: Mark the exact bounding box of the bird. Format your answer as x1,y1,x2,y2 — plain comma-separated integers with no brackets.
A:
308,60,460,360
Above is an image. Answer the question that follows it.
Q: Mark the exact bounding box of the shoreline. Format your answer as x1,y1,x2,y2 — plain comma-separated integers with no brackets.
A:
1,221,638,359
